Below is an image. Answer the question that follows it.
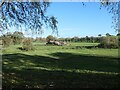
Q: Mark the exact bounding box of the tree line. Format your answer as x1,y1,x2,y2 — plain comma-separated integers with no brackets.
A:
0,32,119,50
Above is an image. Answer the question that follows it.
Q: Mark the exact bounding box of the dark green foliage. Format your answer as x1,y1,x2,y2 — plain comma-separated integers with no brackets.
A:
116,33,120,36
22,38,34,51
106,33,111,37
58,36,101,43
71,36,79,42
98,34,102,37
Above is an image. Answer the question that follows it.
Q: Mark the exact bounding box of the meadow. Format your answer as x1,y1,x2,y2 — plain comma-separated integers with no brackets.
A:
2,42,120,88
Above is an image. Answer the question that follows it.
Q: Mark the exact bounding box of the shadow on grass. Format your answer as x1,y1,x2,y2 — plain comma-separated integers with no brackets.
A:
50,52,119,72
2,52,120,89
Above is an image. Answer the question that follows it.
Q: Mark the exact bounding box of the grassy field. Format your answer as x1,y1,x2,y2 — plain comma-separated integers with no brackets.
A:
2,42,120,88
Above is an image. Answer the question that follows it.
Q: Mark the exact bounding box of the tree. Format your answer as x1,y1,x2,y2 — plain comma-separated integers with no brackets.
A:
1,31,24,46
98,34,102,37
98,36,118,48
90,36,95,43
85,36,90,42
11,31,24,44
100,1,119,31
106,33,111,37
46,35,56,42
0,1,58,34
71,36,79,42
116,33,120,36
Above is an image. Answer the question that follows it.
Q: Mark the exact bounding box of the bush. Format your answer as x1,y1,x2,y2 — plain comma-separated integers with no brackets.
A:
98,36,119,49
1,31,24,47
11,31,24,45
22,38,34,51
98,43,118,49
2,36,12,47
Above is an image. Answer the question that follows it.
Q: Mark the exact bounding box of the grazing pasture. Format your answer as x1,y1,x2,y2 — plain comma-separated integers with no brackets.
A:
2,42,120,88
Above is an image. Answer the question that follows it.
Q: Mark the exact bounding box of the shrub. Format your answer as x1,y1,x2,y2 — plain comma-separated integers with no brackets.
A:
1,31,24,47
22,38,34,51
2,36,12,47
98,36,119,49
11,31,24,45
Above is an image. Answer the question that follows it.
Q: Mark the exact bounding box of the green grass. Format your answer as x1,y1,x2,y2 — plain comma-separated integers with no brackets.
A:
2,42,120,88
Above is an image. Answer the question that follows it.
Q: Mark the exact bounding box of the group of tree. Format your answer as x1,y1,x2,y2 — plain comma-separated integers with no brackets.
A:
1,31,24,47
43,33,118,43
58,36,101,43
0,31,35,51
1,32,119,49
38,34,119,48
98,36,119,48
